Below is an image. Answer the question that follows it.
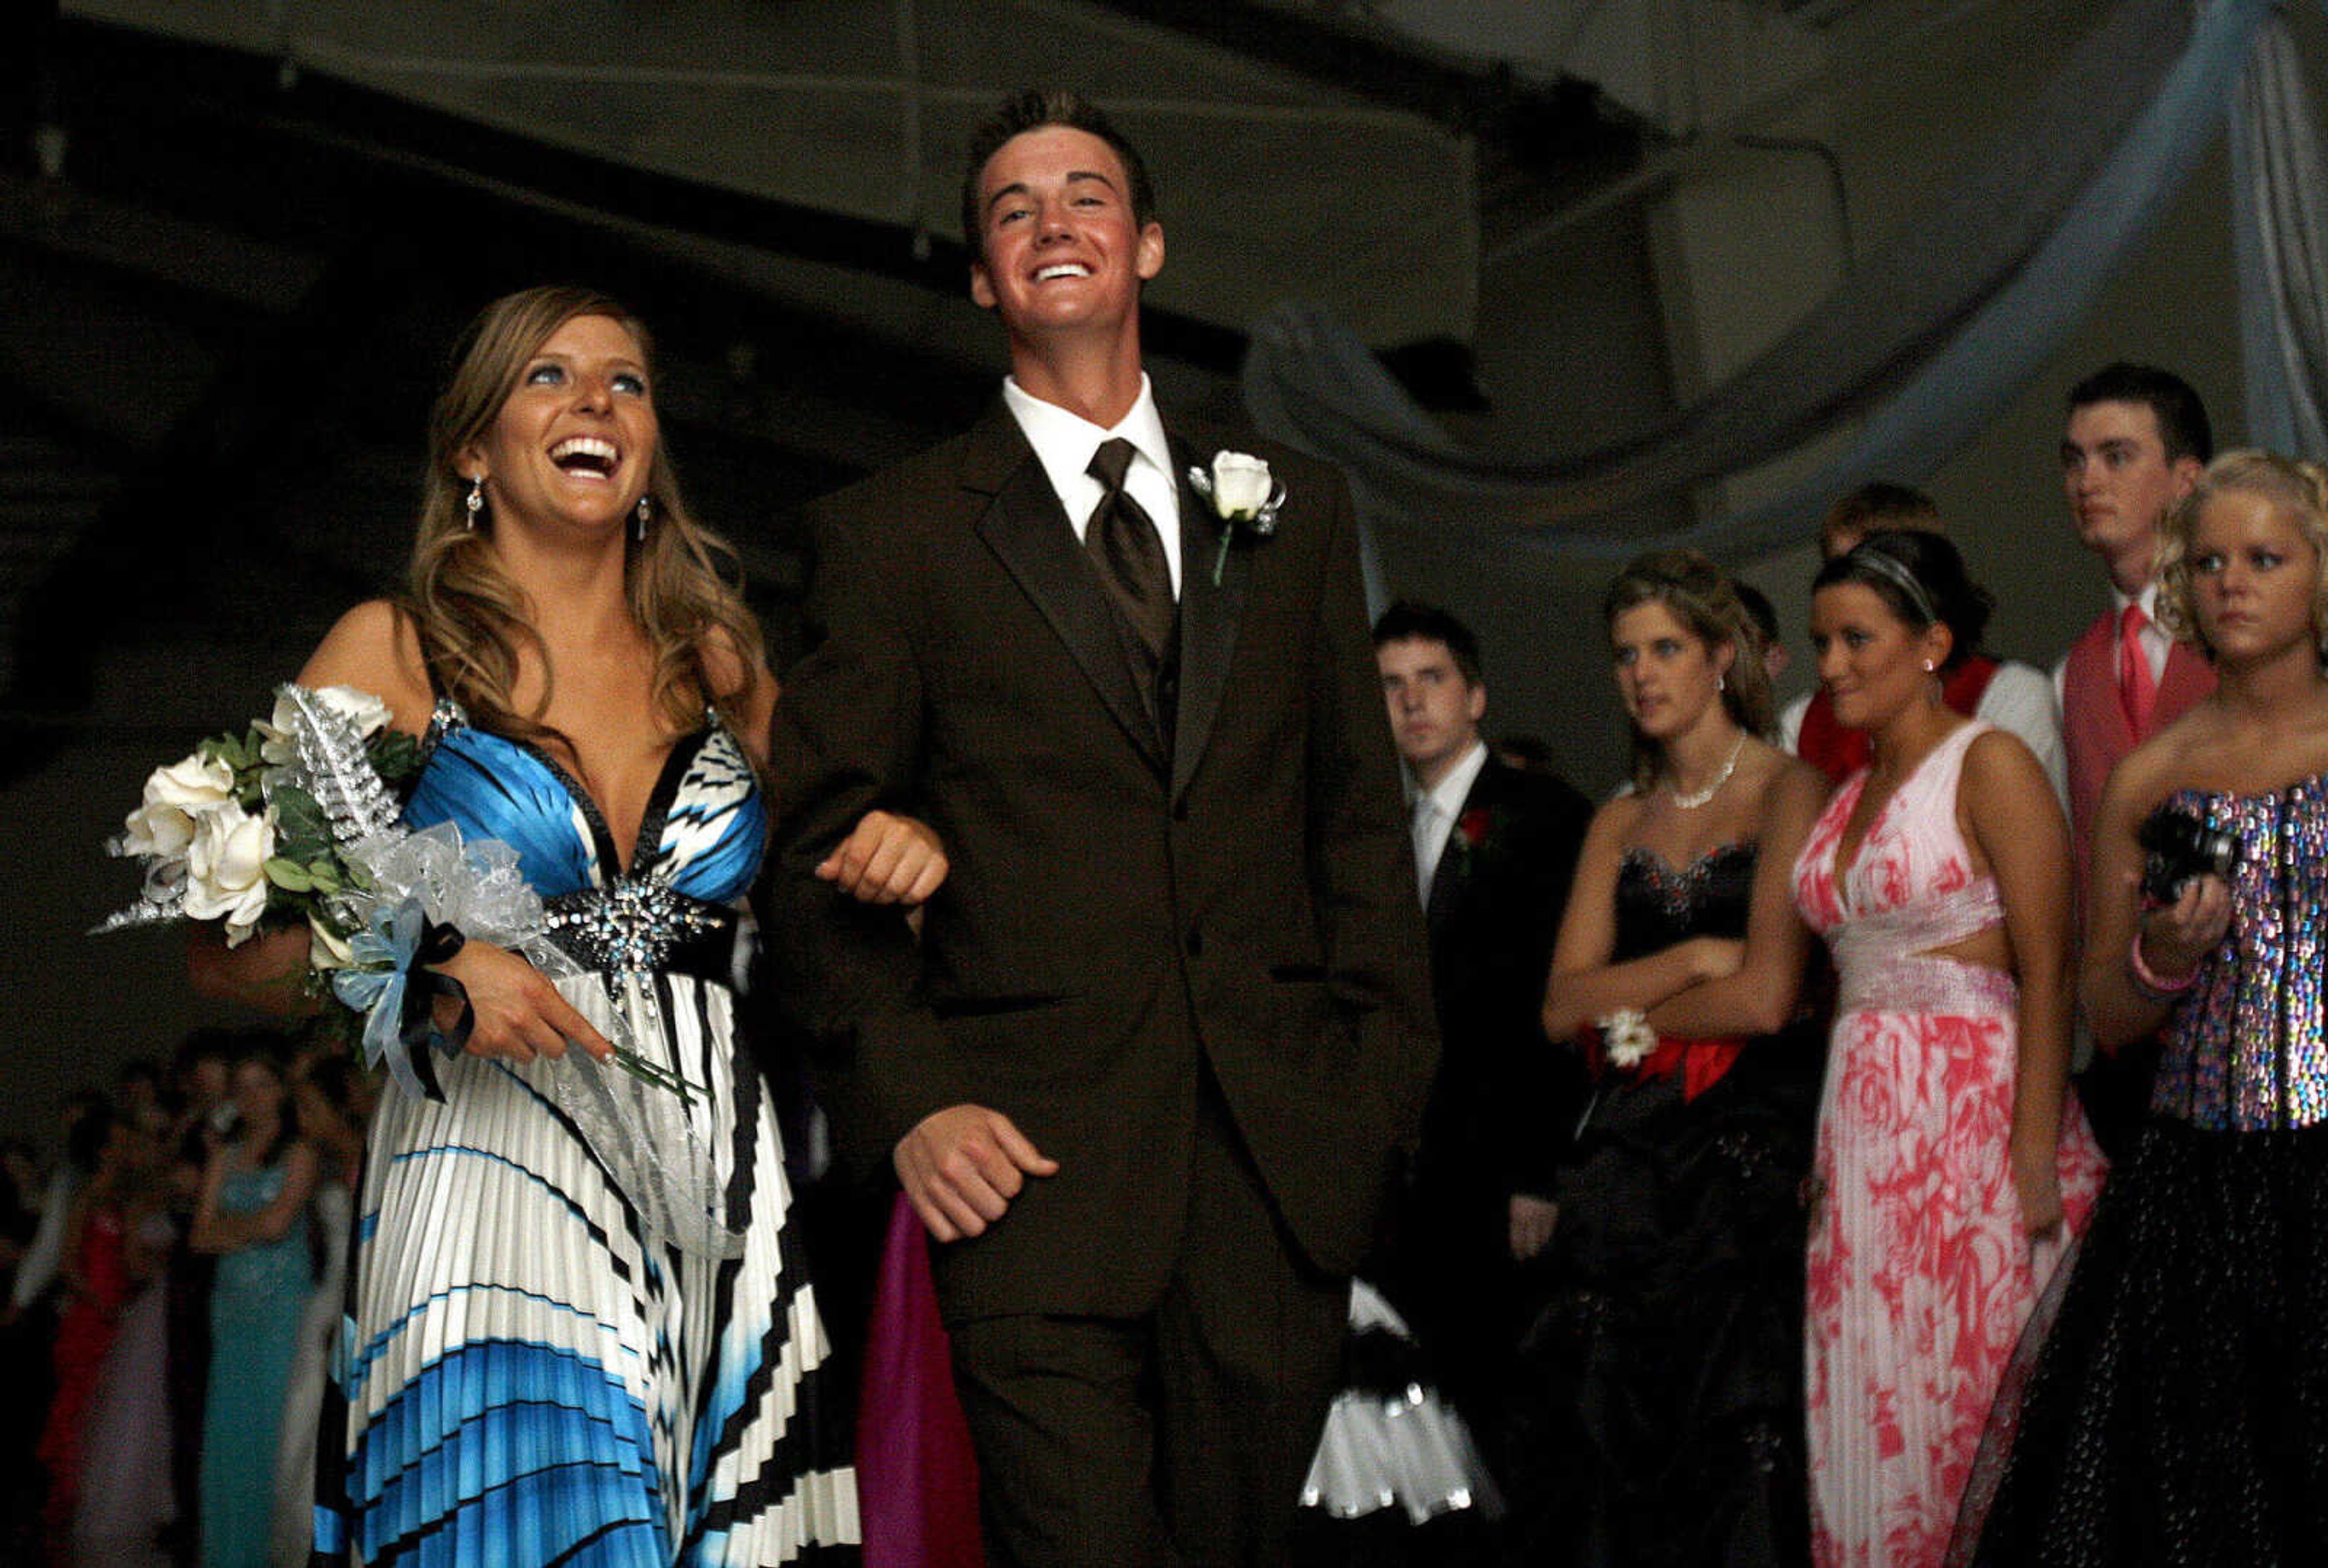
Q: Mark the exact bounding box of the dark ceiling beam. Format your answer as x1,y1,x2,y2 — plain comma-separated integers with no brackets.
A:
1085,0,1646,176
44,16,1249,375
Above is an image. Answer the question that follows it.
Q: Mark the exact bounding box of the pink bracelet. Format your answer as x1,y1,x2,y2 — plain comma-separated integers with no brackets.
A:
2128,932,2200,999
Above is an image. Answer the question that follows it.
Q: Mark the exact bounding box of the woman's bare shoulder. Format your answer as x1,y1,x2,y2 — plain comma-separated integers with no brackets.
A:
300,600,432,734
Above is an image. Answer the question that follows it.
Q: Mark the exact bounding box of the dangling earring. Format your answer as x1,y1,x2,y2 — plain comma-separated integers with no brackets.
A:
1922,659,1936,673
464,476,484,529
635,495,652,543
1716,670,1727,693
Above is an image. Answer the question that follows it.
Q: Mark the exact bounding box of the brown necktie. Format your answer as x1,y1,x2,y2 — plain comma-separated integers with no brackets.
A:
1084,438,1175,666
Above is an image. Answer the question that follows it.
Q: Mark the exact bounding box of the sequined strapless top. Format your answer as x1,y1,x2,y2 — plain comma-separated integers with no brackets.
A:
2152,773,2328,1131
401,698,764,981
1614,842,1755,961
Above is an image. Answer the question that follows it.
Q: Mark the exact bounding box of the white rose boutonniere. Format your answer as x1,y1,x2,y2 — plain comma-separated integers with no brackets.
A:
1596,1007,1657,1070
1187,450,1287,585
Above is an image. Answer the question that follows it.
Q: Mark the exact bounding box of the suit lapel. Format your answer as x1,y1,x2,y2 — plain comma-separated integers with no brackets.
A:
1169,433,1253,802
967,405,1169,776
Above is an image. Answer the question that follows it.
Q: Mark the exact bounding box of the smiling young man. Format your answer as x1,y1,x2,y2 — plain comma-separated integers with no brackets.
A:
766,91,1436,1565
2053,364,2216,1158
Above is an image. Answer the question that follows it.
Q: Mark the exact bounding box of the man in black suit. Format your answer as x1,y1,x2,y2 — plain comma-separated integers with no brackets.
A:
1373,602,1591,1452
765,90,1437,1566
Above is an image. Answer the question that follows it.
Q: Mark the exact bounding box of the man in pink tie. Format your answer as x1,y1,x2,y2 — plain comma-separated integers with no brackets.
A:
2053,362,2216,1155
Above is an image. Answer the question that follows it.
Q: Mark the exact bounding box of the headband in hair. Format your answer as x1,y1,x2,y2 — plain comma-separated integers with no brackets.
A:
1847,545,1940,626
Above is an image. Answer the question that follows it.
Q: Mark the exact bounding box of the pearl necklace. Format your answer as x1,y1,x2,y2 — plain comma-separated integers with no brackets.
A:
1667,732,1747,810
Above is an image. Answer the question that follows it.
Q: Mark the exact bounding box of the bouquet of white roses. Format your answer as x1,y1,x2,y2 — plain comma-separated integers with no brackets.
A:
103,686,421,961
98,684,736,1258
98,686,695,1106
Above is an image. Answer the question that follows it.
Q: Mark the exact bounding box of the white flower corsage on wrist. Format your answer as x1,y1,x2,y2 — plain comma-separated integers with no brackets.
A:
1187,450,1286,584
1596,1007,1658,1070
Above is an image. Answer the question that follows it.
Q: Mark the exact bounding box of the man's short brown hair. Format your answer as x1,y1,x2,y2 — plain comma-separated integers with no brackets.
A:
960,89,1157,266
1819,481,1941,558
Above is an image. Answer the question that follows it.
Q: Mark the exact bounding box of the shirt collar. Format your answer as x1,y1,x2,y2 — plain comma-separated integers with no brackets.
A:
2112,581,2161,620
1002,373,1172,498
1412,738,1490,816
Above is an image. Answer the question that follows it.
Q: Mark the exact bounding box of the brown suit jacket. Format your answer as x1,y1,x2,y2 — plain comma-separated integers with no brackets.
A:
763,399,1439,1320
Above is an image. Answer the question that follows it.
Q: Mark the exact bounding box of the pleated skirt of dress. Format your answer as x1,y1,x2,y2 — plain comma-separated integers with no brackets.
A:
338,971,861,1566
1805,987,2105,1568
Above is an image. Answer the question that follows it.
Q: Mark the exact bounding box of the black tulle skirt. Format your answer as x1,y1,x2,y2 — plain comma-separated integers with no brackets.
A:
1500,1038,1819,1568
1961,1118,2328,1566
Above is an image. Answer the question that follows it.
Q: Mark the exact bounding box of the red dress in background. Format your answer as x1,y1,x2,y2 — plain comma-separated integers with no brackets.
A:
37,1206,131,1540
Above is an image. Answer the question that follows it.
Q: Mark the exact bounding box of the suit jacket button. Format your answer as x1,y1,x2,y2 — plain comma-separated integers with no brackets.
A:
1185,923,1203,956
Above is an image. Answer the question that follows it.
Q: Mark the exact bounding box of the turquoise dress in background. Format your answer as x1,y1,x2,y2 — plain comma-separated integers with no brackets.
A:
201,1158,313,1567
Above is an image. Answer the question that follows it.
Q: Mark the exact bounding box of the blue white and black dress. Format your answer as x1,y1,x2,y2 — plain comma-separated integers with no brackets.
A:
330,699,860,1566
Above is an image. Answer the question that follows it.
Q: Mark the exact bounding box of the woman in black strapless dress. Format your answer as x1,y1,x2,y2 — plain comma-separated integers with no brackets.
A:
1507,550,1828,1568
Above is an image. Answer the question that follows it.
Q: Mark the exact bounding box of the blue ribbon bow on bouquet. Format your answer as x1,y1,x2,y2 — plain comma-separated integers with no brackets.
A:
332,896,473,1101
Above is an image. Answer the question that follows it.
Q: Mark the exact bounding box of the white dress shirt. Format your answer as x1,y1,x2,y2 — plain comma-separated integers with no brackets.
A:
1002,373,1184,595
1408,738,1490,906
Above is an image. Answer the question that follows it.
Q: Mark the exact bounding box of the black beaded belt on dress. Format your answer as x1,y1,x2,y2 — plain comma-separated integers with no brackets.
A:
542,882,738,984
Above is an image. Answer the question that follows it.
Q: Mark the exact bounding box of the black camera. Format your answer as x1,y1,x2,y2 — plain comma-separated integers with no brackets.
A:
2138,806,2237,904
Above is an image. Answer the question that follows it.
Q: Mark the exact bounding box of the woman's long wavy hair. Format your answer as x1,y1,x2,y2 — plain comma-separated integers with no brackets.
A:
2155,448,2328,666
1603,549,1775,796
405,284,764,747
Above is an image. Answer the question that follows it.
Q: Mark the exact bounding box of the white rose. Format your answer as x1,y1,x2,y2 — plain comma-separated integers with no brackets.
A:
182,800,276,941
143,752,235,813
1209,452,1274,519
120,800,198,860
316,685,393,736
121,751,238,858
261,684,393,764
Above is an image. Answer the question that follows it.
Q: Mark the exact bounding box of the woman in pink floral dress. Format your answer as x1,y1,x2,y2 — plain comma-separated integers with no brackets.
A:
1789,531,2107,1566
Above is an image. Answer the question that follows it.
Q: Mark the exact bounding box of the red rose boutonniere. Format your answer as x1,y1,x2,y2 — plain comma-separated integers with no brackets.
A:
1446,805,1498,878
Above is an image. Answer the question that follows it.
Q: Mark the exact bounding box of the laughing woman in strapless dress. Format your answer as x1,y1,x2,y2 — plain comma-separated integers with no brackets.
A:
199,285,943,1566
1789,531,2106,1568
1510,550,1828,1568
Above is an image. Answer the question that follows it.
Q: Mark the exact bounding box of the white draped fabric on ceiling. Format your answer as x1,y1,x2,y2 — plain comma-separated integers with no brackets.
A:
64,0,2328,567
1245,0,2328,565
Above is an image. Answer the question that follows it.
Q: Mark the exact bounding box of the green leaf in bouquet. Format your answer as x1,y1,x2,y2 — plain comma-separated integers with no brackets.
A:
306,860,342,893
367,728,425,787
271,785,330,849
266,857,315,892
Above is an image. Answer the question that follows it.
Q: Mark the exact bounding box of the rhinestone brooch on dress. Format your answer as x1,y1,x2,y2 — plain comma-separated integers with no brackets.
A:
544,878,719,978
